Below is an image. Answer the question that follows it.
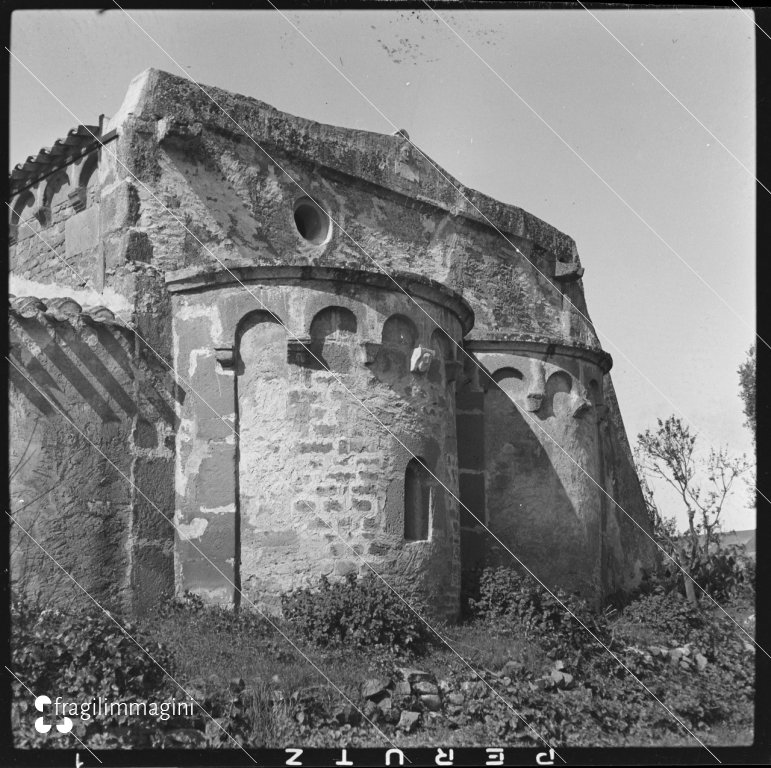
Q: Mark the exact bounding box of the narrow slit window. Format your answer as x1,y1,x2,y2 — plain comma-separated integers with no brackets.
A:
404,457,431,541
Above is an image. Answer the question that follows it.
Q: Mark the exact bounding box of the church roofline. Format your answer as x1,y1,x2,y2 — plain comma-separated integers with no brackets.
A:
109,68,581,265
8,124,118,197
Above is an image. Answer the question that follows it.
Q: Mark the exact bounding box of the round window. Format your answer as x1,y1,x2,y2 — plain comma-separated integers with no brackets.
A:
293,197,330,244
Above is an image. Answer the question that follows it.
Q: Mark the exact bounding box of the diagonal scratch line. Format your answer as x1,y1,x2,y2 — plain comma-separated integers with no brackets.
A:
7,221,562,757
6,357,403,755
5,517,259,762
105,6,767,655
418,2,761,351
577,2,763,194
6,42,748,754
730,2,771,42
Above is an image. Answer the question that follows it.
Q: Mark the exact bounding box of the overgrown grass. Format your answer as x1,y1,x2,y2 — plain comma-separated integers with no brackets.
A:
11,567,756,749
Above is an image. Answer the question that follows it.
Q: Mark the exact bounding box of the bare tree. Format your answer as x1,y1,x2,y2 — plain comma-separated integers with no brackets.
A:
636,416,750,604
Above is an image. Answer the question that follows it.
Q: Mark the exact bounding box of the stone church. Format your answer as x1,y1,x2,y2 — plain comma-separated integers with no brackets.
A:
9,69,655,620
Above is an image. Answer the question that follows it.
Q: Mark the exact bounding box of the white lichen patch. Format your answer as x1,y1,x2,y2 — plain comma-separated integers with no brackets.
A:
177,517,208,541
199,503,235,516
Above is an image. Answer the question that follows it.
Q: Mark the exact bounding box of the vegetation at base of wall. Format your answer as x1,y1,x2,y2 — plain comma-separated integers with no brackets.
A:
467,566,610,653
649,539,755,603
11,559,755,749
280,572,436,656
10,597,182,748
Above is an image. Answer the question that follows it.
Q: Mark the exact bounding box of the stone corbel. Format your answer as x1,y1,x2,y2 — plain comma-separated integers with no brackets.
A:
214,346,235,369
554,261,585,282
569,379,593,418
570,395,592,418
410,346,436,374
287,336,313,366
157,117,203,151
360,341,382,366
525,359,546,412
68,187,87,212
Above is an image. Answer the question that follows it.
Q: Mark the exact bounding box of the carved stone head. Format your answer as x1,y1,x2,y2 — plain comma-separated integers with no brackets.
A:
410,346,436,374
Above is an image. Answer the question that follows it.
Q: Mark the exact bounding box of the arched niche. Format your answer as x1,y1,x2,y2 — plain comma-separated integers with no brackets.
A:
404,457,432,542
236,311,286,378
545,370,572,417
429,328,454,383
39,170,70,227
309,306,357,372
9,191,35,242
490,367,524,400
376,313,418,379
79,153,98,190
430,328,454,360
382,314,417,348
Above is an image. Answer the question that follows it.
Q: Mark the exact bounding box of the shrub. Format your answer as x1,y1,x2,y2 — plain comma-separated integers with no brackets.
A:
619,591,706,645
11,595,183,748
154,591,274,639
468,567,609,653
650,541,755,603
281,573,435,656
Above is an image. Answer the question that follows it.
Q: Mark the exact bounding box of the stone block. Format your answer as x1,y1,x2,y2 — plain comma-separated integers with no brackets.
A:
100,182,141,233
65,205,99,258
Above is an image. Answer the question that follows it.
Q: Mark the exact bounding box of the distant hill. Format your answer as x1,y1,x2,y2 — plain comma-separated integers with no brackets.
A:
692,529,756,558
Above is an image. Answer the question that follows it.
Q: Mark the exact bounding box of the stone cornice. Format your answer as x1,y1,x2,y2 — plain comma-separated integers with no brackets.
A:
466,335,612,373
165,264,475,335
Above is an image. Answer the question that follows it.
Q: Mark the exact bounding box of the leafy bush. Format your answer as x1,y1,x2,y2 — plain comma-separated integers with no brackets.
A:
281,573,435,656
690,543,754,601
11,595,183,748
650,541,755,603
154,591,274,639
619,591,707,645
467,567,609,653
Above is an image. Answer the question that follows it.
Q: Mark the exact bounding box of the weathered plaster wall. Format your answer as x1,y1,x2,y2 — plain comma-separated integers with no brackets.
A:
169,267,469,620
456,342,654,603
100,68,598,350
8,68,656,618
8,297,176,614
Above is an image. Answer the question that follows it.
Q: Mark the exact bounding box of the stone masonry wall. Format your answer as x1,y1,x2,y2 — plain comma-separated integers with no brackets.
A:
8,69,656,618
102,68,598,350
457,343,608,602
168,267,469,621
10,150,102,289
8,297,176,614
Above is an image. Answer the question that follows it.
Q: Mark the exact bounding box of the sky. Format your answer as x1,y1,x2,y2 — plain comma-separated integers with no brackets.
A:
9,8,757,531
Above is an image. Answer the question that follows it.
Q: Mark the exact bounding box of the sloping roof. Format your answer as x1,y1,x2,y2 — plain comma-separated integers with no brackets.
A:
9,125,117,197
8,294,125,326
112,68,581,264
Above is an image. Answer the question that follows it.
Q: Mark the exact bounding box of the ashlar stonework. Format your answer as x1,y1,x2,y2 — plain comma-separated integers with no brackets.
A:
9,69,655,620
